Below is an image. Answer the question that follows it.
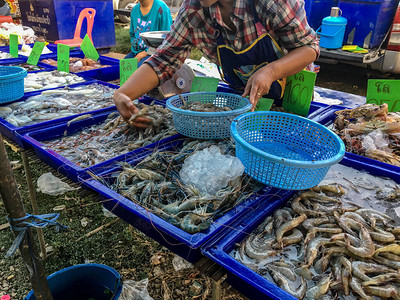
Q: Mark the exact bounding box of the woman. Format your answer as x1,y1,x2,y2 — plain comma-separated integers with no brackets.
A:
125,0,173,67
114,0,318,127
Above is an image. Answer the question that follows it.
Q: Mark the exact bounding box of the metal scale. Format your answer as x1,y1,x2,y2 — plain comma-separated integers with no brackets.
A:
140,31,195,98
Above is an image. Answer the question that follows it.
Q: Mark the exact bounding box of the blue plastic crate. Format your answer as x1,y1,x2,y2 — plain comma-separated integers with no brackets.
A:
40,52,119,81
201,153,400,300
0,80,112,146
338,0,399,48
77,136,295,262
18,98,174,180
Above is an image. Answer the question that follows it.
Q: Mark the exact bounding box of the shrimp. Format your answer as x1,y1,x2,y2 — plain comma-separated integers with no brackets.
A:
275,214,307,247
305,275,331,300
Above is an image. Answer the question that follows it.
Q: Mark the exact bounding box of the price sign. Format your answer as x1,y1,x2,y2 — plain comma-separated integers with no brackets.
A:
119,58,138,85
81,34,99,61
255,97,274,111
57,43,70,73
26,41,45,66
190,76,219,93
9,34,18,58
366,79,400,112
282,70,316,116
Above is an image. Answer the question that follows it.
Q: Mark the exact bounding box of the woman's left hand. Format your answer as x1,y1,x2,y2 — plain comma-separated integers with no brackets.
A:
242,65,276,111
134,51,149,63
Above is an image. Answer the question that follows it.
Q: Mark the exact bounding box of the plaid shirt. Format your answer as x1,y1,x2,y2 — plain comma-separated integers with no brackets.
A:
146,0,319,84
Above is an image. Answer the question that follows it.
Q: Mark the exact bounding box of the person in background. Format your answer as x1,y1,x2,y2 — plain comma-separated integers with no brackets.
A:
115,0,318,127
125,0,173,67
0,0,10,16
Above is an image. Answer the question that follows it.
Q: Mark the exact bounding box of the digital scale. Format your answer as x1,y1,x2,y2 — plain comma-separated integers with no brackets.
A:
140,31,195,98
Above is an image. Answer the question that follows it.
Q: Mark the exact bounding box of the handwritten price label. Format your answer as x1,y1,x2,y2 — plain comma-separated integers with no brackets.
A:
81,34,99,61
27,41,45,66
255,97,274,111
367,79,400,112
190,76,219,93
9,34,18,58
282,70,316,116
57,43,70,73
119,58,138,85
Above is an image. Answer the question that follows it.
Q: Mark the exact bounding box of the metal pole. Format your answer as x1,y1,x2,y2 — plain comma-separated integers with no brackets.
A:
0,134,53,300
21,151,47,259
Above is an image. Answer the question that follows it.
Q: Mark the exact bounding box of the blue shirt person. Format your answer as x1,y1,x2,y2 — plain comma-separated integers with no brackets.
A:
125,0,172,67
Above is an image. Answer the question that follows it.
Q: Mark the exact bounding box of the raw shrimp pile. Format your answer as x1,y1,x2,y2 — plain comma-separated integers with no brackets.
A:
92,139,264,234
231,166,400,299
42,103,177,168
333,103,400,166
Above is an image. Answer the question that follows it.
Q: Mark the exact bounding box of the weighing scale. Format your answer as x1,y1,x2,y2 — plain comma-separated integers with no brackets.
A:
140,31,195,98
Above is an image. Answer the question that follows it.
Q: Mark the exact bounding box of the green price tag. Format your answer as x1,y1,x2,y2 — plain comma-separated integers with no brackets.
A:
119,58,138,85
190,76,219,93
9,34,18,58
282,70,316,116
81,34,99,61
26,41,45,66
57,43,70,73
366,79,400,112
255,97,274,111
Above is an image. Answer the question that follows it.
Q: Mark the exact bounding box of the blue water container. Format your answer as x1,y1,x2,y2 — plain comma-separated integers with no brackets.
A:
304,0,339,30
339,0,399,48
18,0,116,50
316,7,348,49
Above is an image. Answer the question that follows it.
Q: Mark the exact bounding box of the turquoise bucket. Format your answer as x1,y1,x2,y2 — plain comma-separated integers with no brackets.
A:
316,14,347,49
24,264,122,300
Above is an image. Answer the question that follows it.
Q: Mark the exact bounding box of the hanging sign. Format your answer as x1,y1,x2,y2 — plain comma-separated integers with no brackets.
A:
282,70,316,116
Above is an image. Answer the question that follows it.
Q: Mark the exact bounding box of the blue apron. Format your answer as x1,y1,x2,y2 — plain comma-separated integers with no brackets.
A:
215,0,285,103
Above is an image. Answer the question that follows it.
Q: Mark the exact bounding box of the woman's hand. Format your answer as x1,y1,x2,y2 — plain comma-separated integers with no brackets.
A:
113,90,139,122
242,65,276,111
134,51,149,63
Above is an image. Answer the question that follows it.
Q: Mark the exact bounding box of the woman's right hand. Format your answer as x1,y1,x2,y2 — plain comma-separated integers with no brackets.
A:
113,90,139,123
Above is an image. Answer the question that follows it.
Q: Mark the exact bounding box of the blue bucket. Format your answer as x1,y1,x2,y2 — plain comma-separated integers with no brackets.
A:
316,13,347,49
24,264,122,300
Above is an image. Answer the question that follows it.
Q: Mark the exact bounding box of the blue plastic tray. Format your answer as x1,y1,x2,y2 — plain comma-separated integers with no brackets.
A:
0,80,115,146
216,83,330,121
314,86,366,108
201,153,400,300
77,135,295,263
19,97,173,181
316,105,400,174
0,56,57,72
40,52,119,81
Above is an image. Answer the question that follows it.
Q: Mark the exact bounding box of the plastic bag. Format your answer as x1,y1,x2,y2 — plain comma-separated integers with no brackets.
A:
179,145,245,195
172,254,192,272
361,129,391,152
119,278,154,300
36,172,77,196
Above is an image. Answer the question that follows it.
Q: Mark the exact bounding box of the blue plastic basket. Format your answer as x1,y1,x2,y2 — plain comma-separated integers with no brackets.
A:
231,112,345,190
166,92,252,139
0,66,27,103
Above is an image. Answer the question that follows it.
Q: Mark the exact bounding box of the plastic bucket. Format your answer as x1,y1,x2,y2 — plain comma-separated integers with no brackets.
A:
24,264,122,300
316,15,347,49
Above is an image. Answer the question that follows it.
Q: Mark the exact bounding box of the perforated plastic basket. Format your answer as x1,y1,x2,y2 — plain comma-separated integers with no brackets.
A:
231,112,345,190
166,92,251,139
0,66,27,103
